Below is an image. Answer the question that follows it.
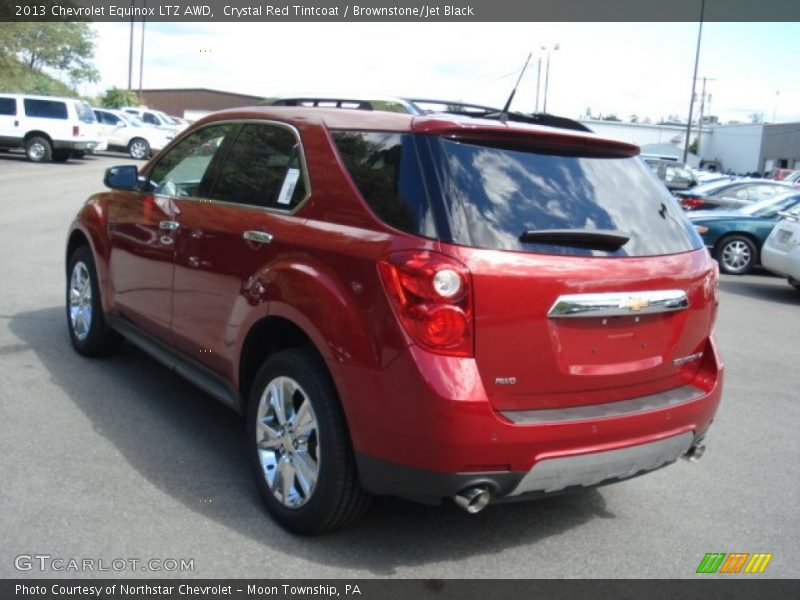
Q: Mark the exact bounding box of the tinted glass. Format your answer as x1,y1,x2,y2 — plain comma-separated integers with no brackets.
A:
75,101,96,123
212,124,307,209
0,97,16,116
147,124,232,197
142,113,159,126
332,131,436,237
432,138,701,256
95,110,120,126
24,99,68,119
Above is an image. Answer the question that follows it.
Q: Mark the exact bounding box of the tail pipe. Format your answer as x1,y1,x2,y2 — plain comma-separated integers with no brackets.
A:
453,486,492,514
683,442,706,462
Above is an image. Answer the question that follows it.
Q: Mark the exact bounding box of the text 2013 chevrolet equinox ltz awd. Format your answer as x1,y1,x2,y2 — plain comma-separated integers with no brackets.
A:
66,103,722,533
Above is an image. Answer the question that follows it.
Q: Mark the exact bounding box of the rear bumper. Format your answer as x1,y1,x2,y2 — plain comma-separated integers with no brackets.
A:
340,338,722,504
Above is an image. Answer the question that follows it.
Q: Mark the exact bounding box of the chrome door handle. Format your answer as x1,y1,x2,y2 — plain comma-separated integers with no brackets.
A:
243,230,274,244
159,220,179,231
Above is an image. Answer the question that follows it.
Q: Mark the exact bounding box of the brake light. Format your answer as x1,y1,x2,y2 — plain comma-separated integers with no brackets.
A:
378,251,473,357
680,196,705,210
72,125,79,136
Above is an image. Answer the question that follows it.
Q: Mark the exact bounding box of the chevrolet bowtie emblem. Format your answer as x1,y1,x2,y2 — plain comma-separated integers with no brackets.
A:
619,296,649,311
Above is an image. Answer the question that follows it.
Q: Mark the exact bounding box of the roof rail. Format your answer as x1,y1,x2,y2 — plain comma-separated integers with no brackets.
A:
266,95,591,132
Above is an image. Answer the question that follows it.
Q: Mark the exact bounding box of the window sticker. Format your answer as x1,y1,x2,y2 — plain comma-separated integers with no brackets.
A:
277,168,301,205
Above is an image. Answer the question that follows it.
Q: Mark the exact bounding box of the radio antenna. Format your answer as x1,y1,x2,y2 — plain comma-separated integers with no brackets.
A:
499,53,532,124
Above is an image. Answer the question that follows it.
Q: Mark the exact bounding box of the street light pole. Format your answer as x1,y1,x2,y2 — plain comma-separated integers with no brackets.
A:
542,43,559,114
127,1,134,90
683,0,705,163
138,1,146,103
535,55,542,113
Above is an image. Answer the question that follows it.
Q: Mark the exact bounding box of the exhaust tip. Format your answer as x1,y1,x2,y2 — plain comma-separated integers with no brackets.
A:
453,486,492,514
683,443,706,462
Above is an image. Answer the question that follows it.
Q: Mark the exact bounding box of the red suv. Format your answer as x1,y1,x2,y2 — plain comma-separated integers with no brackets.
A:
66,102,723,533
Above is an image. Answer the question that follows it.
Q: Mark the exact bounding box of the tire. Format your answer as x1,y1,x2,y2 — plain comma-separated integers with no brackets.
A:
66,246,122,357
716,235,757,275
25,136,52,162
247,348,370,534
128,138,150,160
52,150,71,162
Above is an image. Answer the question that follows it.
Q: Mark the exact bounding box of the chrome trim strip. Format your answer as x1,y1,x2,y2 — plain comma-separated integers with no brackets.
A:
500,384,704,425
509,432,694,495
548,289,689,318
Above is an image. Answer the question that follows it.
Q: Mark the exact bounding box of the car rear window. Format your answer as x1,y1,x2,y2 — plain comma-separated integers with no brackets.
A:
0,97,16,116
75,101,97,123
24,99,68,119
334,131,702,257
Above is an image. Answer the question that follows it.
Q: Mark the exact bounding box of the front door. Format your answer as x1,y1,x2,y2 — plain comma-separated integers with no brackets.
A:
107,122,235,341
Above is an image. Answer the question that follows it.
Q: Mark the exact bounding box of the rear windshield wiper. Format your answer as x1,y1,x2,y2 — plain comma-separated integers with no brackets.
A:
519,229,630,251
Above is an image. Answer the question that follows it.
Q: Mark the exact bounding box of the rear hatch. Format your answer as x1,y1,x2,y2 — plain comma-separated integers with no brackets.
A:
332,124,717,412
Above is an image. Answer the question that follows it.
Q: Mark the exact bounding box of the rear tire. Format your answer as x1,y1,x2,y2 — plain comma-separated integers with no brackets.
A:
716,235,757,275
66,246,122,357
25,136,52,162
247,348,370,534
128,138,150,160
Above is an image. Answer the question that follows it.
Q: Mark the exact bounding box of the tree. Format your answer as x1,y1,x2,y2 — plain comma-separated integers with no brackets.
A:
100,87,140,109
601,114,621,122
1,23,99,86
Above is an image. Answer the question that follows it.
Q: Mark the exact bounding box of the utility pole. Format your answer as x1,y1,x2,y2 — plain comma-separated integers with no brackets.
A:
127,1,135,90
138,1,146,103
683,0,705,163
695,76,716,160
535,55,542,113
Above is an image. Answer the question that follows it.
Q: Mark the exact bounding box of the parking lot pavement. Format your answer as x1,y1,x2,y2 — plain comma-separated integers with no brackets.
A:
1,154,798,578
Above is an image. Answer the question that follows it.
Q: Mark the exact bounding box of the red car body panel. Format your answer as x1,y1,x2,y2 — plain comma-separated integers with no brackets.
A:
67,105,723,504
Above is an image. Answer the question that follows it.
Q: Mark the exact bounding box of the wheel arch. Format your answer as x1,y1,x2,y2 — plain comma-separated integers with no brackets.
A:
23,130,53,144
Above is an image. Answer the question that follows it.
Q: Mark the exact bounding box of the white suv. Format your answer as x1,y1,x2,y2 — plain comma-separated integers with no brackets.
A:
762,204,800,292
93,108,175,160
120,106,184,132
0,94,105,162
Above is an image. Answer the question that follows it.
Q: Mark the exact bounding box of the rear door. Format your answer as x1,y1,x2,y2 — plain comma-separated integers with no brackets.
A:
170,121,310,379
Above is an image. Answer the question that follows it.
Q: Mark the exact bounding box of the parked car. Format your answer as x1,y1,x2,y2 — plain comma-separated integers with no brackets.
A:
761,204,800,291
93,108,175,159
66,102,722,533
689,192,800,274
675,179,797,211
120,106,184,132
0,93,105,162
642,157,697,192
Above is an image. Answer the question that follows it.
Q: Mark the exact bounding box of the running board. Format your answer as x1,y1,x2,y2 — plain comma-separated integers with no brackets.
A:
107,316,242,413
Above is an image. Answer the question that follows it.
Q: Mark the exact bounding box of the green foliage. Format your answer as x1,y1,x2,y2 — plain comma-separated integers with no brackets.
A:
0,22,99,87
99,87,140,109
601,114,621,122
0,57,76,96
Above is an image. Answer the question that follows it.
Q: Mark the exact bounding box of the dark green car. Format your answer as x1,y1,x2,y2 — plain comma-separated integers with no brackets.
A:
689,192,800,274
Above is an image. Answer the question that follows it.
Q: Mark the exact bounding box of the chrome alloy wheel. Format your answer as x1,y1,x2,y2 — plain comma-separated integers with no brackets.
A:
28,141,46,161
68,261,93,341
721,240,752,272
255,376,320,508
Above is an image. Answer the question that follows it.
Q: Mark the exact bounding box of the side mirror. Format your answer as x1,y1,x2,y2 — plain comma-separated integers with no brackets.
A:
104,165,139,190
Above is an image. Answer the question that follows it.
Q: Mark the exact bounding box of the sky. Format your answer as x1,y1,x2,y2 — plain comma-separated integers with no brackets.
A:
86,21,800,124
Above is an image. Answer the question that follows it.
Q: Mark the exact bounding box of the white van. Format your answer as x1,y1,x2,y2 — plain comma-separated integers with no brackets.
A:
0,94,106,162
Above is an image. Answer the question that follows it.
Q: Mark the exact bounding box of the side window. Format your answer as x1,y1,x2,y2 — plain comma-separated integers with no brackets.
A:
146,124,233,197
0,97,16,116
24,99,68,119
211,123,307,209
142,113,159,126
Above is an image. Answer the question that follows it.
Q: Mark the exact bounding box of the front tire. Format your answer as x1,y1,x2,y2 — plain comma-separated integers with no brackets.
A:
247,348,370,534
25,136,52,162
66,246,122,357
716,235,757,275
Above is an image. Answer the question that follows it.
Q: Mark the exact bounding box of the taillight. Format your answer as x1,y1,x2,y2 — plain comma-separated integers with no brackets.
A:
72,125,79,136
378,251,473,357
680,196,704,210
